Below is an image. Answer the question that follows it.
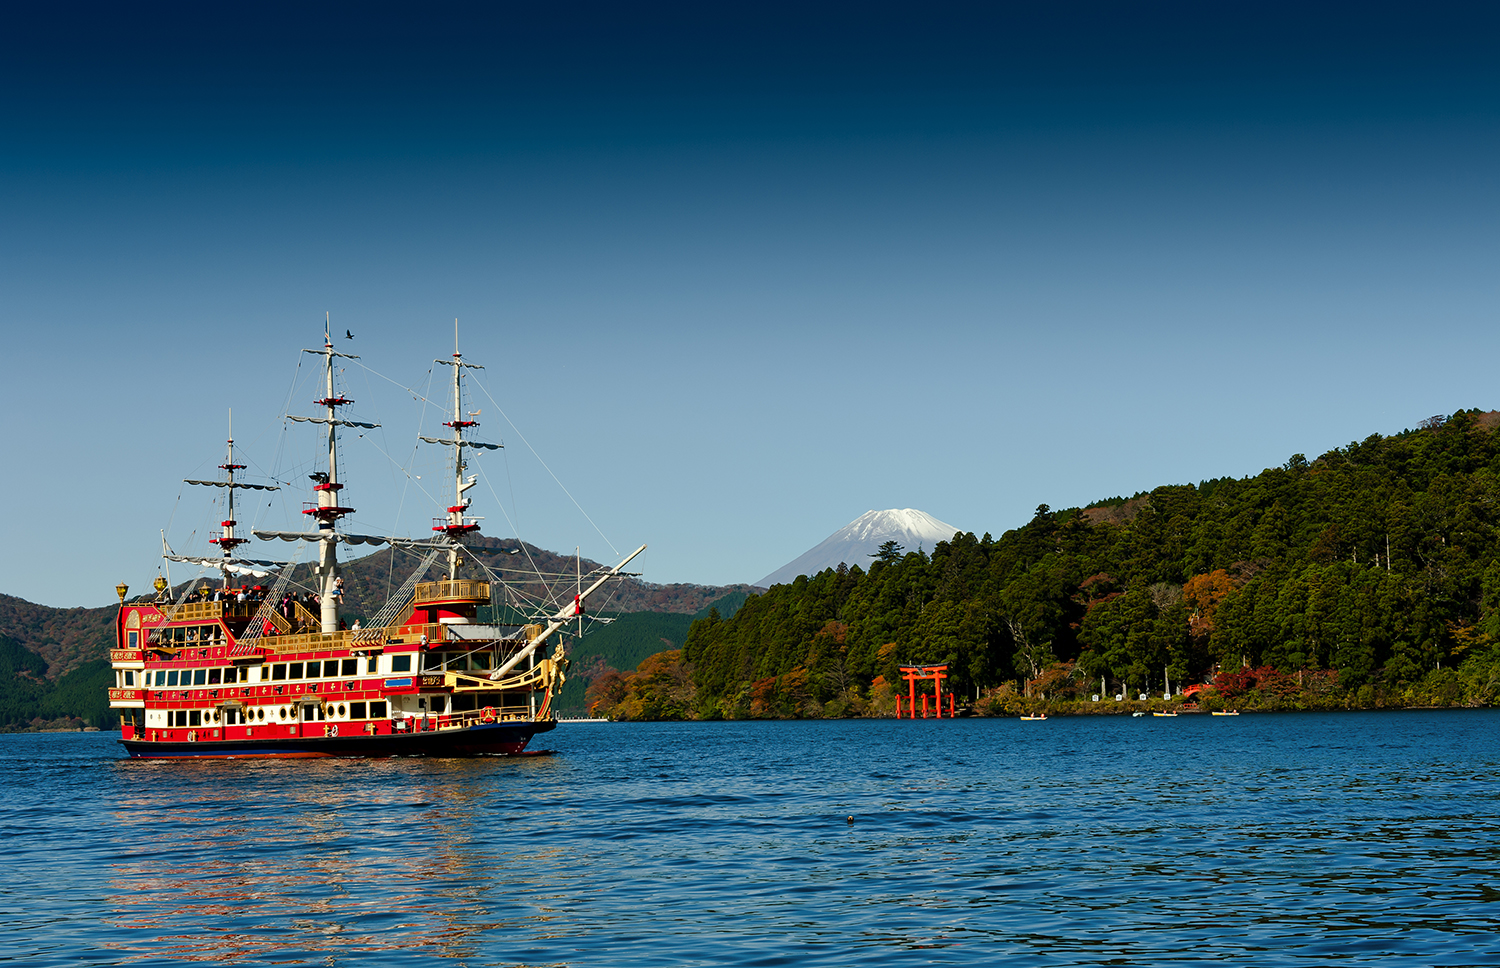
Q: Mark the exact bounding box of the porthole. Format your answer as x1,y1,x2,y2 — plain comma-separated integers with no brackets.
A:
336,704,345,717
257,708,265,721
278,707,287,720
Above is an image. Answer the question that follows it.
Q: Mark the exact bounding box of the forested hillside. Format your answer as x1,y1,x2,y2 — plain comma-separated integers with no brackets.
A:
600,410,1500,719
556,591,749,715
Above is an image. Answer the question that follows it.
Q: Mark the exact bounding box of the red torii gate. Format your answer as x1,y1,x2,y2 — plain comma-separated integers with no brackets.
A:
895,664,955,719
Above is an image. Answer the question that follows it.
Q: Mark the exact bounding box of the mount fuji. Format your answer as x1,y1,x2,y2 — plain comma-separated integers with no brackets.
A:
755,509,964,589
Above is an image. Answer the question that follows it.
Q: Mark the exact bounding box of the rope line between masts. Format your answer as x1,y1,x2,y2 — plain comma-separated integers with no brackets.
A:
471,377,621,558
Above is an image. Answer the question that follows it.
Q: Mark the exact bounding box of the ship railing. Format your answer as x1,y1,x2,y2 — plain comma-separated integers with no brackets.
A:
413,580,491,604
159,599,266,624
446,705,539,728
255,630,356,655
240,621,543,655
160,600,222,623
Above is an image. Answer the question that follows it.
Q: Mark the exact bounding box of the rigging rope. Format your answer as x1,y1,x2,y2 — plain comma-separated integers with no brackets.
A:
235,544,307,646
471,378,619,557
354,545,445,641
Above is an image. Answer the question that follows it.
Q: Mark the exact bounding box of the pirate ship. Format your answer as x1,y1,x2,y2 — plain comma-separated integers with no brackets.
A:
107,326,642,757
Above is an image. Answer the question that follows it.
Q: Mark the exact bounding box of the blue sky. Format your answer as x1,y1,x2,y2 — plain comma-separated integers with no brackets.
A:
3,2,1498,607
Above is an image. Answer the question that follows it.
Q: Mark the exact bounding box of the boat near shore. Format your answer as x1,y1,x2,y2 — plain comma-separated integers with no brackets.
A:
108,324,642,758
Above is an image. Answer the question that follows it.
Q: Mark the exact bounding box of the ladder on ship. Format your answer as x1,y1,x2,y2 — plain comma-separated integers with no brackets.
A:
353,547,444,642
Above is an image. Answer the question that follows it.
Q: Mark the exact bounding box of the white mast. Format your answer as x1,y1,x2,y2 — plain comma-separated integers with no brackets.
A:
421,319,501,581
288,317,378,633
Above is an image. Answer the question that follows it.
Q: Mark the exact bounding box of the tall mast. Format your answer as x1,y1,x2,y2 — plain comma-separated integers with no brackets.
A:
288,317,378,633
422,320,501,580
214,413,246,590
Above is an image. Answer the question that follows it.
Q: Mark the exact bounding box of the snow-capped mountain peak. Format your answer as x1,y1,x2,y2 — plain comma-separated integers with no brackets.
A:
754,508,963,588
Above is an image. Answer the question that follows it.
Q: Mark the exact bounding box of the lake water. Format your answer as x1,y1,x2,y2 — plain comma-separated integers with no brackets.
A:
7,711,1500,966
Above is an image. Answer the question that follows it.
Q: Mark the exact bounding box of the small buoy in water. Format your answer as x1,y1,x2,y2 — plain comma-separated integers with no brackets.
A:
847,816,854,824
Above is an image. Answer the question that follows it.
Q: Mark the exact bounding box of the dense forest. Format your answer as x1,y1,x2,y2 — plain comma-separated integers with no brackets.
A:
591,410,1500,720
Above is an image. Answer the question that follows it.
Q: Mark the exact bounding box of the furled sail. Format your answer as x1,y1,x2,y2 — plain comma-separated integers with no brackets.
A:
183,479,280,490
417,435,502,450
287,415,380,430
162,555,279,578
251,529,447,550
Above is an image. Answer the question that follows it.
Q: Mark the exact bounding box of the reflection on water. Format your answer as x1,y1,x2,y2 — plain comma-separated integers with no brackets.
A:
100,758,573,965
7,712,1500,966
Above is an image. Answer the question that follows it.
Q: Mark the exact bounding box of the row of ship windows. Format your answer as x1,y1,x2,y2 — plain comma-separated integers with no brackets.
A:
120,657,396,689
145,701,394,727
118,651,506,690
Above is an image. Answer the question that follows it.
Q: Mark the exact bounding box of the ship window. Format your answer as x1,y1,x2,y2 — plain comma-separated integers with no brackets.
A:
452,694,475,711
128,631,139,649
123,670,135,686
350,702,367,719
175,711,188,727
207,668,221,685
430,696,446,714
189,710,201,726
302,706,315,721
370,701,387,718
421,652,444,672
271,664,287,681
340,659,357,676
166,670,179,687
153,670,165,686
336,704,346,717
239,667,250,683
390,655,412,673
193,669,207,686
366,657,378,674
289,662,304,679
257,708,265,721
448,654,469,671
322,660,338,677
471,653,491,671
278,707,287,720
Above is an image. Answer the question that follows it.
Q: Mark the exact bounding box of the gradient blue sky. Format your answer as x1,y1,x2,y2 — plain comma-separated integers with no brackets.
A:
4,2,1498,607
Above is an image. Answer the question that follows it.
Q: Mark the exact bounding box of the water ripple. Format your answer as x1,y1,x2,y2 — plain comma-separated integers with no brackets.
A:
5,711,1500,965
